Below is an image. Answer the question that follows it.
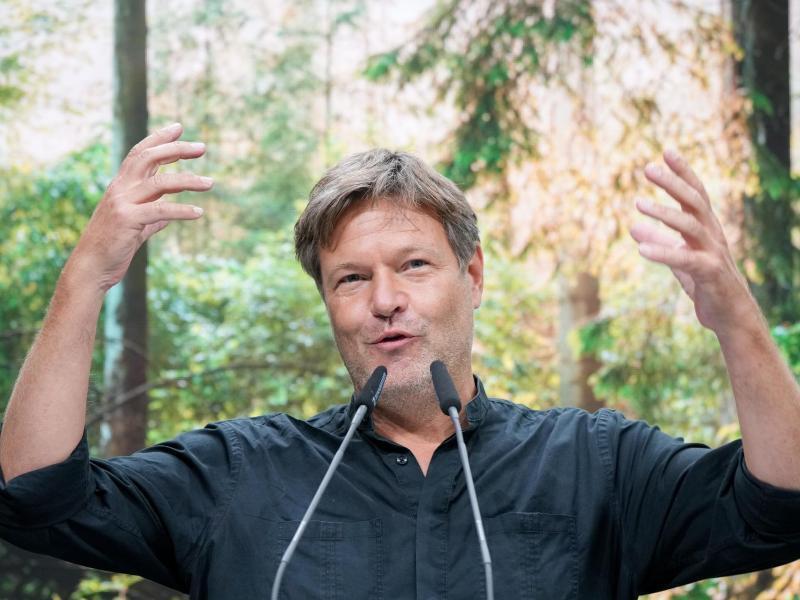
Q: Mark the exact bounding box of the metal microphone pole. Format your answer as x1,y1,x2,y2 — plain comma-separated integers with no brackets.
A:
430,360,494,600
270,366,387,600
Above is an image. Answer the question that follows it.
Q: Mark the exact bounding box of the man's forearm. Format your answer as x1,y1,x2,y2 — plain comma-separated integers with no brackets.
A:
0,124,210,484
717,303,800,490
634,151,800,490
0,261,104,482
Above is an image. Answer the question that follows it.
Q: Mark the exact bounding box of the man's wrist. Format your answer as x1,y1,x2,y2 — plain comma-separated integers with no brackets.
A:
61,252,107,295
714,295,771,351
57,254,108,312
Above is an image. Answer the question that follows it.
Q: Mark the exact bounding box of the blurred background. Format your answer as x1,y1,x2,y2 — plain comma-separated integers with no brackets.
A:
1,0,799,597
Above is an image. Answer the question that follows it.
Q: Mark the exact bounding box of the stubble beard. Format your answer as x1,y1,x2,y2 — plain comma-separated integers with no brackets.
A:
337,323,474,424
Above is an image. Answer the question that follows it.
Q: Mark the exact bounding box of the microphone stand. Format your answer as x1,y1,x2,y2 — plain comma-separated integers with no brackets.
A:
270,366,387,600
431,360,494,600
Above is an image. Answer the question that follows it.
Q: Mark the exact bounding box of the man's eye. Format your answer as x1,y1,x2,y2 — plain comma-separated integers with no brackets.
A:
339,273,363,285
407,259,428,269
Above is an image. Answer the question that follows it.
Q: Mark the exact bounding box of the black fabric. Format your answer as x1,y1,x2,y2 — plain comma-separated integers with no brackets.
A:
1,378,800,599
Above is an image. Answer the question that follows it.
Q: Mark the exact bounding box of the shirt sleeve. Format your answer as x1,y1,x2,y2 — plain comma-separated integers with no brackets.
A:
599,409,800,594
0,421,241,593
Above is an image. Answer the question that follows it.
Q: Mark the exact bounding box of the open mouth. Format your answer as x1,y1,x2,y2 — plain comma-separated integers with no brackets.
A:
381,334,407,343
371,331,416,350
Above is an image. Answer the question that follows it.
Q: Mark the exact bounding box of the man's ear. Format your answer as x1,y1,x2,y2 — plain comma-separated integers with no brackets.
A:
467,245,484,309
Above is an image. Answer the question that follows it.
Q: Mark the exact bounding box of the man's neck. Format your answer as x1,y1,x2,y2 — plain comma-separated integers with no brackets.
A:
372,401,455,442
369,376,476,475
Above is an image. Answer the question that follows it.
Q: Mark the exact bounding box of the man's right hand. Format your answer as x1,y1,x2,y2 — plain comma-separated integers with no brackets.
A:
68,122,213,291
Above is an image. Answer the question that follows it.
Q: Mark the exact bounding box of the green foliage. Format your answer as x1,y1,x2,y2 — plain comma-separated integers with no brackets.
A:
363,49,398,80
773,322,800,379
745,142,800,323
0,51,25,107
0,27,30,114
749,89,774,117
475,243,558,407
668,579,720,599
0,144,108,408
575,273,730,444
733,7,800,323
365,0,595,188
0,0,94,121
70,573,141,600
148,0,323,237
143,229,349,442
234,40,322,236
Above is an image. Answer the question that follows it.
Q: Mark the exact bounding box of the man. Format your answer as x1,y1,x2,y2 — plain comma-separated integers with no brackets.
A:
0,123,799,599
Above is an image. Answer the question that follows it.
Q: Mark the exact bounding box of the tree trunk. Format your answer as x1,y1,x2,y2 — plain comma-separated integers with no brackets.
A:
727,0,792,592
102,0,149,457
733,0,797,324
323,0,334,166
557,272,604,412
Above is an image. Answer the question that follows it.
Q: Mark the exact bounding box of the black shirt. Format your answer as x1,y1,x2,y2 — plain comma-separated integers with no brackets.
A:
1,378,800,599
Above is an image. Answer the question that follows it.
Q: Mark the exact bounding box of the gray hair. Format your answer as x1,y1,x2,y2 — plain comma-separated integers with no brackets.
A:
294,148,480,288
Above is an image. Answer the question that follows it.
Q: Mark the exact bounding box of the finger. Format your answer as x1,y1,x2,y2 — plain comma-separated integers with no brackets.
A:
142,220,171,240
632,225,697,295
130,172,214,204
136,202,205,226
635,199,707,247
644,162,708,217
663,149,711,204
128,141,206,178
126,122,184,161
629,221,682,247
638,243,705,272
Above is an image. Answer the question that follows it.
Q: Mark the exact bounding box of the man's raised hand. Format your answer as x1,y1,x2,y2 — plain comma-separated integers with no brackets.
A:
630,149,757,336
68,122,213,291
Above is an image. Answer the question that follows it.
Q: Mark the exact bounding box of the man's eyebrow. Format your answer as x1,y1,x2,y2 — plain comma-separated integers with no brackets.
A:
329,261,364,275
328,245,442,276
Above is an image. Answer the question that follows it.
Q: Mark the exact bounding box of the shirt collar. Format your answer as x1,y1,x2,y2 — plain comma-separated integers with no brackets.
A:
346,374,490,431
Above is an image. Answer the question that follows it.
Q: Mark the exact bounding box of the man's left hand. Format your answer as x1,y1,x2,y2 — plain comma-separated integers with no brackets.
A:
630,149,758,336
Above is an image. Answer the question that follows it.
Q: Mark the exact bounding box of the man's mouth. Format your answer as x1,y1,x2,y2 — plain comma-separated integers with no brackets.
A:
370,331,417,350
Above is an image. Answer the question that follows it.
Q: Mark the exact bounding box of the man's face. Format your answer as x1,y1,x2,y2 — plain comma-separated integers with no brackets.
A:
318,199,483,403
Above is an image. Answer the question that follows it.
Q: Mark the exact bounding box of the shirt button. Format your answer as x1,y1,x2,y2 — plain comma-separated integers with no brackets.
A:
396,455,408,465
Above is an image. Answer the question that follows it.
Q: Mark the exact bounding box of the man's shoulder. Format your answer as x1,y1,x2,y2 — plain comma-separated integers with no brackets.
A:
484,399,649,446
204,404,351,440
486,397,622,428
485,401,696,460
482,401,676,473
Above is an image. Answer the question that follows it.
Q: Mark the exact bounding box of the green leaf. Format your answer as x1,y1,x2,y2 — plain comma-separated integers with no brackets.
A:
750,89,774,117
364,50,399,81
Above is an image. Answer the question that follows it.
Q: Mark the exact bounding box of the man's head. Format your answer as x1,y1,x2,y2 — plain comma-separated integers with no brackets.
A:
294,149,483,408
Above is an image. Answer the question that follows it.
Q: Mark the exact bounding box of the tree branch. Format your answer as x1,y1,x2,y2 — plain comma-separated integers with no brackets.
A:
86,361,335,427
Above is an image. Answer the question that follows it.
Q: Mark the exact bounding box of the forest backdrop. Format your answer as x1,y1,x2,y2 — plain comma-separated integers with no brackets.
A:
1,0,799,598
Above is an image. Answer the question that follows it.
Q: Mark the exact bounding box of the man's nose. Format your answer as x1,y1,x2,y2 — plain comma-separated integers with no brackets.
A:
370,271,408,319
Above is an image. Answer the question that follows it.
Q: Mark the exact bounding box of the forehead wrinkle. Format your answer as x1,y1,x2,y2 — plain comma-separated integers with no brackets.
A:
327,204,427,251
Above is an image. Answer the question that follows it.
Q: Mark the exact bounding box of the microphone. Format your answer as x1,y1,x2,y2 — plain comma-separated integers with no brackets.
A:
270,366,388,600
352,364,386,416
430,360,494,600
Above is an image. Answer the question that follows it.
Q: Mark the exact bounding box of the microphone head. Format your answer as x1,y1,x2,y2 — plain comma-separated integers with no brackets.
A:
430,360,462,415
353,366,388,414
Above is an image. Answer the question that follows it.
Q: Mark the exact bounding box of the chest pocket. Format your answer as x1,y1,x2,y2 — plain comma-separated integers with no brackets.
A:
485,512,577,599
269,518,384,600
